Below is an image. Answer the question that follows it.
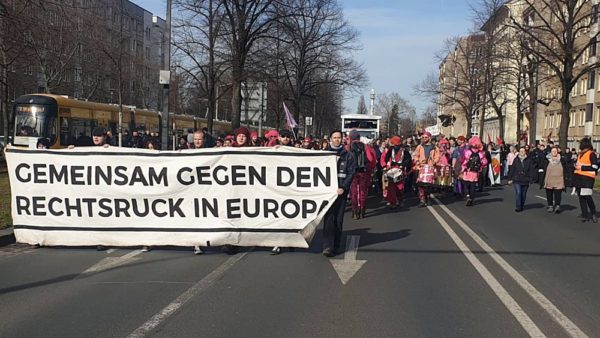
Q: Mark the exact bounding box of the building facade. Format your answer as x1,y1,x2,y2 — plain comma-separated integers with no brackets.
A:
1,0,165,112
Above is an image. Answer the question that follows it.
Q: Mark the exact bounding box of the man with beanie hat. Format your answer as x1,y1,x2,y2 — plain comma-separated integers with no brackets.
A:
322,130,356,257
348,130,376,219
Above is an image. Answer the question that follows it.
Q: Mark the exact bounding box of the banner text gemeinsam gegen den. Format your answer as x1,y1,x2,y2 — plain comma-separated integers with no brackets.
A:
5,146,338,248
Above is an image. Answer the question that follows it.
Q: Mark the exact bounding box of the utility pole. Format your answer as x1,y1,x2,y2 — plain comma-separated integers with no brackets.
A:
160,0,172,150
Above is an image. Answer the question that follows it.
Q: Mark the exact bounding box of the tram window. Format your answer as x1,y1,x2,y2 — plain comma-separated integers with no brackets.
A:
60,117,70,146
70,118,97,146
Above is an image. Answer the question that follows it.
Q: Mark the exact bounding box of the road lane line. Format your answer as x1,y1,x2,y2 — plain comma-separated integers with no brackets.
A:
427,205,545,337
536,195,547,201
127,252,248,338
432,196,588,338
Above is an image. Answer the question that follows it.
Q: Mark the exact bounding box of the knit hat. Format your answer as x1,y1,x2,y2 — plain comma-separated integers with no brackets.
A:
390,136,402,146
468,136,483,149
234,127,250,139
349,130,360,141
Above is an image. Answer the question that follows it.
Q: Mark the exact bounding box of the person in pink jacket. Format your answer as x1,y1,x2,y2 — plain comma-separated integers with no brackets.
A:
461,136,488,206
348,130,376,219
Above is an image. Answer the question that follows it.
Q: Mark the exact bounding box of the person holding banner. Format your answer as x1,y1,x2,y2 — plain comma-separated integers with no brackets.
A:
414,132,440,207
323,130,356,257
271,129,295,255
461,136,488,206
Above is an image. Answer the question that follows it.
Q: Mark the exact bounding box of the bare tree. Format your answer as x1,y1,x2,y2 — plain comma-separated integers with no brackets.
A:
415,35,486,138
356,95,367,114
275,0,366,124
511,0,599,149
221,0,275,129
174,0,230,133
376,92,415,136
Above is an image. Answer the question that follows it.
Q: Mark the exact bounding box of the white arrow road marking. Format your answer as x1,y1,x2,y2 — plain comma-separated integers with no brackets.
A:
80,250,143,276
330,235,366,285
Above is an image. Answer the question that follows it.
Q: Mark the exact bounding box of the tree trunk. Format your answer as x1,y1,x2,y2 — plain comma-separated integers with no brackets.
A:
0,45,7,143
466,111,473,138
230,78,242,130
498,112,504,141
558,87,571,151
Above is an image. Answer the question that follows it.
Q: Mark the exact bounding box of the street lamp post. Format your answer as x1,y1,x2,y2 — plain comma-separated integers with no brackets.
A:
159,0,172,150
369,88,375,116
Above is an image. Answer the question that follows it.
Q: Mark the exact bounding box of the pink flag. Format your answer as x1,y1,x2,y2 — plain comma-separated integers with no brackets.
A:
283,102,298,129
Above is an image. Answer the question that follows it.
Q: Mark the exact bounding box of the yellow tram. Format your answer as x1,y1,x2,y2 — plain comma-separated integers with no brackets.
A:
11,94,265,149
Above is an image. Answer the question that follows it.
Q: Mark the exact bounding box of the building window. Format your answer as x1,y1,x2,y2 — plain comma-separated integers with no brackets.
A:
591,37,597,57
586,103,594,123
590,71,596,90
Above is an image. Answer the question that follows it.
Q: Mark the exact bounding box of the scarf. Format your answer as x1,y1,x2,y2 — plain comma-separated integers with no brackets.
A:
518,154,527,161
330,144,344,156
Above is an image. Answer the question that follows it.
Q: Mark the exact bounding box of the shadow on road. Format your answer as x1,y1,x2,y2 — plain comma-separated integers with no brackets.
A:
344,228,412,249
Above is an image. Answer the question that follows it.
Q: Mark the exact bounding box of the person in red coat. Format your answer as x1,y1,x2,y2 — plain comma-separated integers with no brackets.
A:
348,130,376,219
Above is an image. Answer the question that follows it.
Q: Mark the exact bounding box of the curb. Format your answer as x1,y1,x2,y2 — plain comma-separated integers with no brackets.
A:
0,227,15,247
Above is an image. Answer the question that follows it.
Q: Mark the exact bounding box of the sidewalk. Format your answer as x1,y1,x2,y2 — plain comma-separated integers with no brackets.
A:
0,227,15,247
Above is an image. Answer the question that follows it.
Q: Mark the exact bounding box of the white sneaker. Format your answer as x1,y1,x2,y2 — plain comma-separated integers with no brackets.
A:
193,246,204,255
571,187,576,196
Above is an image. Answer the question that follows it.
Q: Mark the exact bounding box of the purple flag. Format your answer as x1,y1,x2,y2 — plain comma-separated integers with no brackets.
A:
283,102,298,129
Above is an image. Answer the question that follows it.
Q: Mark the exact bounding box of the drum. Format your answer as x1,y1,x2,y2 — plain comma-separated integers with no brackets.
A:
417,165,435,185
435,164,453,187
386,167,404,183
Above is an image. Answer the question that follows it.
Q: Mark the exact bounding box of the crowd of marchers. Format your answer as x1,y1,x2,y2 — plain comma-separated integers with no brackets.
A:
32,125,599,258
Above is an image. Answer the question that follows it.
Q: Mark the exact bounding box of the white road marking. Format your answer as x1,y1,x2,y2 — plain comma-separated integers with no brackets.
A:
432,196,588,338
81,250,142,276
427,205,545,337
329,235,366,285
127,252,248,338
106,248,117,254
536,195,548,201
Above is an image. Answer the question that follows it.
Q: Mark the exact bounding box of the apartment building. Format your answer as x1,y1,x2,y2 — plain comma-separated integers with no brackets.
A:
2,0,165,111
437,34,486,139
537,0,600,149
437,0,600,147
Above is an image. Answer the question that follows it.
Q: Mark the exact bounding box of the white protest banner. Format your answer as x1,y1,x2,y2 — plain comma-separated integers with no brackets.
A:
5,145,338,248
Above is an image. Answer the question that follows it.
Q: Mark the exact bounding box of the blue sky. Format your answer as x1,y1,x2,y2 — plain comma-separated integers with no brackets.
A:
133,0,475,114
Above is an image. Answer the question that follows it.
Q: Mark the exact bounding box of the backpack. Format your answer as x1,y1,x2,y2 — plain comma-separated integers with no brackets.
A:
352,143,367,173
467,151,482,172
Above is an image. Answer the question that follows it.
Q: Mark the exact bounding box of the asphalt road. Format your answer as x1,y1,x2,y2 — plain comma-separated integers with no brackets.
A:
1,183,600,337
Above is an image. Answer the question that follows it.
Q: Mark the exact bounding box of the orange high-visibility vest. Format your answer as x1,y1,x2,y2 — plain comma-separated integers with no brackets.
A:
575,150,596,179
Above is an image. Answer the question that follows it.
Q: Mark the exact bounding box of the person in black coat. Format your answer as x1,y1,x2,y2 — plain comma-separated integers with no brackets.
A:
508,146,537,212
573,137,599,223
322,130,356,257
